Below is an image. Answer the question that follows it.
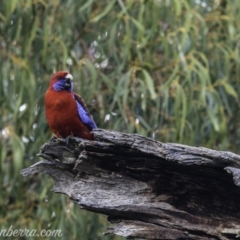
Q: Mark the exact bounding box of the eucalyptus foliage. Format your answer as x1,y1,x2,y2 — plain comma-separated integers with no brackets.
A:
1,0,240,239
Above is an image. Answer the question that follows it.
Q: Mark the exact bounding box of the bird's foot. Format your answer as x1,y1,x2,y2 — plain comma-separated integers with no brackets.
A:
65,135,72,146
49,136,58,142
52,136,72,146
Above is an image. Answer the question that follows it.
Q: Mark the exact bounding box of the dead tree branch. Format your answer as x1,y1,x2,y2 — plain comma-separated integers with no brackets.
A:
21,129,240,240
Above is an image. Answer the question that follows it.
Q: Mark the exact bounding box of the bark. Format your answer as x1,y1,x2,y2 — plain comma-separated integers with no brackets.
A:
21,129,240,240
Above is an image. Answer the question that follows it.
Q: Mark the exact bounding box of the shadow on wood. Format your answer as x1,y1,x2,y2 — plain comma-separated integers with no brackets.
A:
21,129,240,240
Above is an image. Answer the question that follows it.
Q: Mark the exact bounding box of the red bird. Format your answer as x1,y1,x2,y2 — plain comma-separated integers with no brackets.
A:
44,71,97,140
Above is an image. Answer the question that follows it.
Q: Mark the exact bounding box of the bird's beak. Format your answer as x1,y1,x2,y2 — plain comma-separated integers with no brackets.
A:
64,73,73,88
65,73,73,81
64,79,71,88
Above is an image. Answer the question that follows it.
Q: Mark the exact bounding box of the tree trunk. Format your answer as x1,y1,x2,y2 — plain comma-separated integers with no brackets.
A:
21,129,240,240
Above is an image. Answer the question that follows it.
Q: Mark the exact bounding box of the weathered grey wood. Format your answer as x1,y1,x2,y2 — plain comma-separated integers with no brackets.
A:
21,129,240,240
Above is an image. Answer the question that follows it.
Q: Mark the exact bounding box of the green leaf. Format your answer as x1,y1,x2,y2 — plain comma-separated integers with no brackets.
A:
142,69,157,99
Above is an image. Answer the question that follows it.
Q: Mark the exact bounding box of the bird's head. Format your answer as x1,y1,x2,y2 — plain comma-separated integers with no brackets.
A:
50,71,73,92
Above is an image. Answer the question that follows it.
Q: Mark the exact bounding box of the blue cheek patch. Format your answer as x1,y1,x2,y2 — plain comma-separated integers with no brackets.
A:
53,81,65,91
75,97,97,130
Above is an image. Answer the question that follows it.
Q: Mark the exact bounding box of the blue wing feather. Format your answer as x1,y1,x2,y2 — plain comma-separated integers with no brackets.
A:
74,94,97,130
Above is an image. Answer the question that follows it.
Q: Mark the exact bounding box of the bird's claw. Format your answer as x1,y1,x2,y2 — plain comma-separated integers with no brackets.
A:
65,135,72,146
49,136,58,142
52,136,72,146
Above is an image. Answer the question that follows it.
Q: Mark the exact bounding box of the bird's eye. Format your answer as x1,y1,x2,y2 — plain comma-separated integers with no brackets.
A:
56,76,61,80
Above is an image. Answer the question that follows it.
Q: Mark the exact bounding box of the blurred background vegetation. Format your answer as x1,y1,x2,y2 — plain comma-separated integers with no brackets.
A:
1,0,240,239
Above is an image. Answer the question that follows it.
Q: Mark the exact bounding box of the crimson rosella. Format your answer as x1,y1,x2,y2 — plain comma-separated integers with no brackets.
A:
44,71,97,140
